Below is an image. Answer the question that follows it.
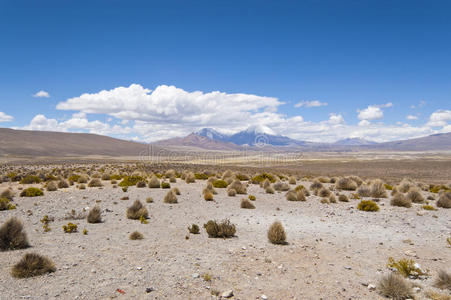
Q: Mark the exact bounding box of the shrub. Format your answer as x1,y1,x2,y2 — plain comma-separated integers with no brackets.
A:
248,195,256,201
20,175,41,184
169,176,176,183
62,222,78,233
357,200,379,212
204,219,236,238
310,180,323,190
87,206,102,223
46,181,58,191
274,181,290,192
422,204,436,211
285,190,305,201
122,186,128,192
136,181,146,188
318,187,331,197
320,198,330,204
78,184,86,190
251,173,276,184
329,194,337,203
194,173,209,180
172,187,181,195
357,184,371,197
228,180,247,194
161,182,171,189
390,193,412,208
77,175,88,183
148,175,160,188
338,194,349,202
260,178,271,189
11,253,56,278
288,176,296,185
64,209,86,220
119,175,145,187
129,231,143,240
0,217,29,251
146,197,153,203
434,270,451,290
188,224,200,234
203,183,217,195
212,179,228,188
241,199,255,209
235,173,249,181
336,177,357,191
406,187,424,203
58,180,69,189
204,191,214,201
370,179,388,198
185,172,196,183
437,191,451,208
126,200,149,219
265,186,275,194
1,188,14,200
377,273,413,300
267,221,286,245
20,187,43,197
101,174,111,180
164,190,178,204
387,257,427,278
0,198,15,210
227,189,236,196
165,169,176,178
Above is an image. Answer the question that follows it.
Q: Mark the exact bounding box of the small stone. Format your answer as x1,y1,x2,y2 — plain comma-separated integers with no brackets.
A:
404,250,416,257
221,290,233,298
367,284,376,291
413,287,421,293
145,287,154,293
344,266,352,270
261,295,268,300
192,273,200,278
91,269,96,273
136,267,143,270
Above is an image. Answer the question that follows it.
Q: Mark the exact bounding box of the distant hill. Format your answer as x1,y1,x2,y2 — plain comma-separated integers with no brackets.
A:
365,132,451,151
0,128,151,157
334,138,378,146
153,133,241,151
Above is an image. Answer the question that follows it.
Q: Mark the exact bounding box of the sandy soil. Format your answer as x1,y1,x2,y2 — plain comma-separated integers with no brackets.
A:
0,179,450,300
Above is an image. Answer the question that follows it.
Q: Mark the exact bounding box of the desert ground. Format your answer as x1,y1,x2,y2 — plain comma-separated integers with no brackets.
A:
0,160,450,300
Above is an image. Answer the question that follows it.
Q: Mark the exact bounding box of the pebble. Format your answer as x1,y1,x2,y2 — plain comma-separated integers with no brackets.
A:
221,290,233,298
192,273,200,278
367,284,376,291
261,295,268,300
344,266,352,270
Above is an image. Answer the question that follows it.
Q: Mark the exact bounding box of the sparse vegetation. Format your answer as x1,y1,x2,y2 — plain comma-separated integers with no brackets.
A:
406,187,424,203
267,221,286,245
227,180,247,194
129,231,143,240
188,224,200,234
387,257,427,278
20,187,44,197
0,217,29,251
437,191,451,208
336,177,357,191
251,173,276,184
240,198,255,209
161,181,171,189
204,219,236,238
88,178,102,187
11,253,56,278
390,193,412,208
377,273,413,300
119,175,145,187
126,200,149,219
87,206,102,223
62,222,78,233
357,200,379,212
434,270,451,290
164,190,178,204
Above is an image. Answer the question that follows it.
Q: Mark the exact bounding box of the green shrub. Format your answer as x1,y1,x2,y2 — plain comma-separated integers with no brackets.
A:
204,219,236,238
119,175,145,187
11,253,56,278
0,217,29,250
248,195,256,201
20,187,44,197
194,173,209,180
68,174,81,182
62,222,78,233
357,200,379,212
251,173,276,184
212,179,228,188
422,204,436,211
20,175,41,184
0,198,16,210
161,182,171,189
387,257,427,278
122,187,128,192
384,184,393,190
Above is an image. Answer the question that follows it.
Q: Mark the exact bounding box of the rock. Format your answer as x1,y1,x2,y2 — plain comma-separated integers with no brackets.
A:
261,295,268,300
367,284,376,291
221,290,233,298
192,273,200,278
145,287,154,293
413,287,421,293
344,266,352,270
404,250,417,257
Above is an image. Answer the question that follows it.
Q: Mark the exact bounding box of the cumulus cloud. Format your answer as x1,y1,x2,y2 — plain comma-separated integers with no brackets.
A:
328,113,345,125
427,110,451,127
33,90,50,98
0,112,14,122
406,115,418,120
357,106,383,120
294,100,328,108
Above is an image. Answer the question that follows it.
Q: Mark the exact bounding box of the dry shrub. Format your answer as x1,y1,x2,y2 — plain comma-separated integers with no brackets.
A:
188,224,200,234
172,187,181,195
136,181,146,188
435,270,451,290
87,206,102,223
222,170,234,179
285,190,305,201
46,181,58,191
1,188,14,200
0,217,29,251
204,191,214,201
169,176,176,183
377,273,412,300
228,180,247,194
320,198,330,204
148,175,160,188
165,169,176,178
370,179,387,198
58,180,69,189
260,179,271,189
88,178,102,187
437,191,451,208
398,179,414,193
126,200,149,219
288,176,296,185
267,221,286,244
78,184,86,190
129,231,143,240
329,194,337,203
77,175,89,183
310,180,323,191
203,183,217,195
185,172,196,183
406,187,424,203
164,190,178,204
390,193,412,208
227,189,236,196
204,219,236,238
274,181,290,192
425,290,451,300
317,176,330,183
146,197,153,203
11,253,56,278
348,175,363,186
338,194,349,202
318,187,331,197
240,198,255,209
335,177,357,191
265,186,275,194
391,186,399,195
160,181,171,189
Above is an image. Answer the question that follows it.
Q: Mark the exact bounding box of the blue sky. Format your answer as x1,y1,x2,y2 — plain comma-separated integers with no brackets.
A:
0,0,450,142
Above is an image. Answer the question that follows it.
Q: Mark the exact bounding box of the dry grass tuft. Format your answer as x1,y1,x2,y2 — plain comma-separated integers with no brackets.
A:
126,200,149,219
164,190,178,204
435,270,451,290
318,187,331,197
129,231,143,240
87,206,102,223
377,273,413,300
267,221,286,245
338,194,349,202
288,176,296,185
204,191,214,201
310,180,323,191
204,219,236,238
406,187,424,203
11,253,56,278
172,187,181,195
148,175,160,188
185,172,196,183
188,224,200,234
390,193,412,208
58,180,69,188
88,178,102,187
370,179,387,198
357,184,371,197
46,181,58,191
274,181,290,192
228,180,247,194
335,177,357,191
437,191,451,208
227,188,236,196
0,217,29,251
240,198,255,209
265,185,275,194
1,188,14,200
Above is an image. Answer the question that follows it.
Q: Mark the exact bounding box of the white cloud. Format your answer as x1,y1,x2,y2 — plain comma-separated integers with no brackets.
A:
358,120,371,127
427,110,451,127
294,100,328,108
378,102,393,108
357,105,383,120
0,112,14,122
33,90,50,98
406,115,418,120
328,113,345,125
